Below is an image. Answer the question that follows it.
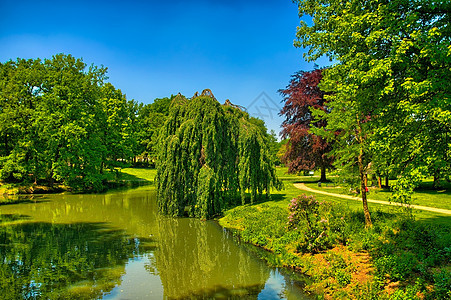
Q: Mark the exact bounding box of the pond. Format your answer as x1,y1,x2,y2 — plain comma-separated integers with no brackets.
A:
0,186,310,299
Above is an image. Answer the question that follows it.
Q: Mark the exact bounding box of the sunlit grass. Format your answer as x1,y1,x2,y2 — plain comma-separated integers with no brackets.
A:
221,167,451,298
271,167,451,226
120,168,157,183
276,166,451,212
302,178,451,211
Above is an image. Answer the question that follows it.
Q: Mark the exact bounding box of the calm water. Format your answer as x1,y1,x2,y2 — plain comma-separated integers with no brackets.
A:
0,186,310,299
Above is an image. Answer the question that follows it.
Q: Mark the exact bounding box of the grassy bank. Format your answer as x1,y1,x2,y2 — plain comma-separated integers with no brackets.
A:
219,167,451,299
0,168,157,204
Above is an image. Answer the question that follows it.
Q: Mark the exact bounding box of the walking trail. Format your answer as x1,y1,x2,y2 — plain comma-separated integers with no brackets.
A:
294,183,451,215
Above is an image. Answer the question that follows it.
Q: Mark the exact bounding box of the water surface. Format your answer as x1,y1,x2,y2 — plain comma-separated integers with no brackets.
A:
0,187,310,299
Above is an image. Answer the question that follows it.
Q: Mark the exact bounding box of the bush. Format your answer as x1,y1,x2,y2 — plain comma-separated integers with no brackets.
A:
287,194,349,253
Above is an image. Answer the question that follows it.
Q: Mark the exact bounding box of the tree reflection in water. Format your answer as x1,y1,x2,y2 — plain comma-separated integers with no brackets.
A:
0,189,309,299
0,215,149,299
154,216,270,299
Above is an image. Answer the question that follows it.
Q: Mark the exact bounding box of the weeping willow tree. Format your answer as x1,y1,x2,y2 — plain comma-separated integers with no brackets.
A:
156,89,282,218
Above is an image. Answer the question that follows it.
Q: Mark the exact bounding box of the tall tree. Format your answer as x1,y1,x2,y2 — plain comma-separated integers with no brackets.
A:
156,90,281,219
0,54,141,191
37,54,108,190
293,0,451,226
0,58,46,183
279,68,334,182
99,83,139,171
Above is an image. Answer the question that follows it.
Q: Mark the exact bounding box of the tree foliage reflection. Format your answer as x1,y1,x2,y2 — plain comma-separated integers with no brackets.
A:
0,218,143,299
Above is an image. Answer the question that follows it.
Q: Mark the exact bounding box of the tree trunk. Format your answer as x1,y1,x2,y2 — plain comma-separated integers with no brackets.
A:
358,151,372,227
385,176,389,188
48,172,54,188
433,173,440,189
320,165,327,182
356,119,372,227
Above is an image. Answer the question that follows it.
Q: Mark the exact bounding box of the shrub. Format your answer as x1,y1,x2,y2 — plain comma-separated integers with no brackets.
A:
374,252,418,282
287,194,339,253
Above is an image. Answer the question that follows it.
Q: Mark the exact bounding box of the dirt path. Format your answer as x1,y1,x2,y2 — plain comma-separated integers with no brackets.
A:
294,183,451,215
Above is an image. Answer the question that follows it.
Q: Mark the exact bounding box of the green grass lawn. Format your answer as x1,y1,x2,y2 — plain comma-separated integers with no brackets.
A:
277,166,451,211
303,182,451,211
271,167,451,226
119,168,157,183
221,167,451,299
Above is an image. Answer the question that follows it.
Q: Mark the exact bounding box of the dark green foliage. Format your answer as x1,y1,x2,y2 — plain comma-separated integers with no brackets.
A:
370,220,451,293
156,90,281,218
432,270,451,300
227,204,290,249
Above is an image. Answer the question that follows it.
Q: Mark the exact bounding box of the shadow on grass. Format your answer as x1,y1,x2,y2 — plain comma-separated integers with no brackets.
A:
106,172,154,192
115,172,152,183
415,214,451,227
267,193,288,202
0,213,32,223
415,187,451,197
417,180,451,190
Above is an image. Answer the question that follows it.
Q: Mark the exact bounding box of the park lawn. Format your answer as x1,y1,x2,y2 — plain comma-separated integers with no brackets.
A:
101,167,157,186
119,168,157,183
303,182,451,211
279,166,451,211
275,167,451,222
304,181,451,214
275,166,319,181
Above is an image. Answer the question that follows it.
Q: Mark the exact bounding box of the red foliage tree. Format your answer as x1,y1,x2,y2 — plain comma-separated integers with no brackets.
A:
279,69,333,181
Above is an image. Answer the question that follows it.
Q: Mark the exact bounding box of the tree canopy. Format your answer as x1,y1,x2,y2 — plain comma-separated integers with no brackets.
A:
279,68,334,181
156,90,282,219
0,54,140,191
136,95,174,164
293,0,451,226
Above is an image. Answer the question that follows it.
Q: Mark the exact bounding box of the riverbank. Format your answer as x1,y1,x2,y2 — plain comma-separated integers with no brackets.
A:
0,168,157,202
219,168,451,299
3,166,449,298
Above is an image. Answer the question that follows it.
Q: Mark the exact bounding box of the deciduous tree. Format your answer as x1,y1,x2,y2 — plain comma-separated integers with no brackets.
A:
136,96,174,163
279,69,334,182
293,0,451,226
0,54,142,191
156,90,281,219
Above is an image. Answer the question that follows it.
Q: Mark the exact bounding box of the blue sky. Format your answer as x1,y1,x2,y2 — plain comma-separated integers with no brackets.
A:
0,0,328,134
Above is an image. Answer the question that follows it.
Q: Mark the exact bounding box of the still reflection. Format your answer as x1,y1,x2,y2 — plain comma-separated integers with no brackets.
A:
0,217,145,299
0,187,309,299
154,217,269,298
